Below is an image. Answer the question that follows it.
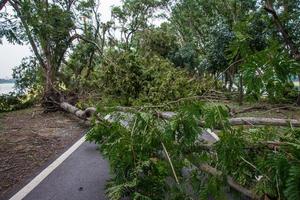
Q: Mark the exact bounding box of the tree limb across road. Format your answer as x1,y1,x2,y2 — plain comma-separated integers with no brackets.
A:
59,102,300,127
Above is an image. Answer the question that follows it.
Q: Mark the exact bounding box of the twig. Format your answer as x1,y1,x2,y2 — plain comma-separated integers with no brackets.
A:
161,142,179,185
240,156,271,181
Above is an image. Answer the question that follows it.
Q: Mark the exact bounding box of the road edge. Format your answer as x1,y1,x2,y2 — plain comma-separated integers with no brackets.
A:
9,135,86,200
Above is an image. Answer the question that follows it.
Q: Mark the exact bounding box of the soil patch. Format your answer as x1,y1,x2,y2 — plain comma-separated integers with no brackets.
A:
0,106,89,199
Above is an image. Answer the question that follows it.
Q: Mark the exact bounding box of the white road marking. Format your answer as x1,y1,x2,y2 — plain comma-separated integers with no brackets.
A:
9,135,86,200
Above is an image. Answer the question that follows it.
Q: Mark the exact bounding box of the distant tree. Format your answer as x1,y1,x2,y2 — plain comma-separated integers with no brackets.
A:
111,0,168,49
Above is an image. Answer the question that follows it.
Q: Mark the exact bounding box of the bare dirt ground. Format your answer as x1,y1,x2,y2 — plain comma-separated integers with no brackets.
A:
0,106,89,199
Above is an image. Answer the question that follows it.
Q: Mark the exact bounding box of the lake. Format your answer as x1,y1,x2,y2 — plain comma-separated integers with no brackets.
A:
0,83,15,95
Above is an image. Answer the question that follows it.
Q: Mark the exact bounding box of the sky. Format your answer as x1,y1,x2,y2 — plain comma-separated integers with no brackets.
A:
0,0,122,79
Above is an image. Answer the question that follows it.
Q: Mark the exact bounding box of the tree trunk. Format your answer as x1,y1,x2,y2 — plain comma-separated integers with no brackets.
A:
45,67,54,93
41,65,61,111
60,102,96,119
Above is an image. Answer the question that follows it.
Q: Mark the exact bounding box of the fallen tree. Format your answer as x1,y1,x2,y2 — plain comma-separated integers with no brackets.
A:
59,102,300,127
59,102,300,199
58,102,265,198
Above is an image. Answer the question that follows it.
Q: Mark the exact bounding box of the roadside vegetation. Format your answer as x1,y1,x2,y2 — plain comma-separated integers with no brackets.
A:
1,0,300,199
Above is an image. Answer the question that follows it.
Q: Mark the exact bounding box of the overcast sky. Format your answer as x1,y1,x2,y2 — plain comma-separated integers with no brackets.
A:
0,0,122,79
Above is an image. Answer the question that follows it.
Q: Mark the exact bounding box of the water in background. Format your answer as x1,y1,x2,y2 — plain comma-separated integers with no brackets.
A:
0,83,15,95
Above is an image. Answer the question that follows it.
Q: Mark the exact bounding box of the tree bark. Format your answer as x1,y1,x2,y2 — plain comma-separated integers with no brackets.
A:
59,103,300,128
157,111,300,127
227,117,300,127
60,102,96,119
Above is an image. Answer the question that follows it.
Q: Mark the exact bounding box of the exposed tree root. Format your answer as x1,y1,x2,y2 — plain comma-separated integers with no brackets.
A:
41,89,62,112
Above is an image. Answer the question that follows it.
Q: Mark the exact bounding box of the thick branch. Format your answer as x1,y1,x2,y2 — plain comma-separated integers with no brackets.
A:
57,33,81,67
74,33,103,53
264,0,300,60
228,117,300,127
157,111,300,127
58,33,103,68
198,164,260,199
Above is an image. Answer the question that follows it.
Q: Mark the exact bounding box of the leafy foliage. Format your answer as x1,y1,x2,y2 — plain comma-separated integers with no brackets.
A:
241,44,299,102
87,102,300,200
91,50,209,106
12,56,43,94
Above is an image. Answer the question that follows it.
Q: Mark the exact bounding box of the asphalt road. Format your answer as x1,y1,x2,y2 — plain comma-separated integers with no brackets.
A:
23,142,110,200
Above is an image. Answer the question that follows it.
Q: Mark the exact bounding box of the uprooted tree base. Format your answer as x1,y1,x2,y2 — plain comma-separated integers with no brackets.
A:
41,89,62,112
41,88,79,113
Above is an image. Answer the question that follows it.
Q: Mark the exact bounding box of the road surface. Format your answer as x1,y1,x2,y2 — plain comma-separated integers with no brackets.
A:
22,142,110,200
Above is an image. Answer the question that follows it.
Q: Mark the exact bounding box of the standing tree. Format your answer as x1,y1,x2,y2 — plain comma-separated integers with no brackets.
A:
0,0,95,110
111,0,168,49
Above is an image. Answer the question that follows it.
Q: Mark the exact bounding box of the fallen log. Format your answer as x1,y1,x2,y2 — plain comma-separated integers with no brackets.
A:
59,102,300,128
60,102,96,119
157,112,300,127
228,117,300,127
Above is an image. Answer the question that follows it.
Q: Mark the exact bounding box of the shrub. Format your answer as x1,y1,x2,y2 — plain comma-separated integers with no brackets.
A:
0,93,35,112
